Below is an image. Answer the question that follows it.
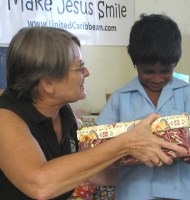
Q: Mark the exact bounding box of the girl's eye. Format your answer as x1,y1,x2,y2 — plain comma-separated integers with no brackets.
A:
144,71,154,75
162,70,172,74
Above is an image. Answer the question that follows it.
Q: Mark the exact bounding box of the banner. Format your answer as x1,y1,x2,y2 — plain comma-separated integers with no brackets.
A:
0,0,134,46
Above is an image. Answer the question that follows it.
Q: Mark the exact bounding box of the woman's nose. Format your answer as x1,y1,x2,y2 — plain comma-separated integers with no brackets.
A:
84,67,90,77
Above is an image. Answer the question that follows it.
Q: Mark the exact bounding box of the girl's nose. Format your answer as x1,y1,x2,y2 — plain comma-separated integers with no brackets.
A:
152,74,163,83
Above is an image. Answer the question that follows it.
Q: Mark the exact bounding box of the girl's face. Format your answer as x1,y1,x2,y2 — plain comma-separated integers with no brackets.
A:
136,62,175,92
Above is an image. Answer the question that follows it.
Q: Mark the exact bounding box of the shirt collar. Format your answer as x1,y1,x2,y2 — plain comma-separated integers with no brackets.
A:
119,77,189,93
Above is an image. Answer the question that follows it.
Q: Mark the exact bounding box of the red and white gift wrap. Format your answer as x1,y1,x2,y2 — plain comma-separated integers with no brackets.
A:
77,114,190,165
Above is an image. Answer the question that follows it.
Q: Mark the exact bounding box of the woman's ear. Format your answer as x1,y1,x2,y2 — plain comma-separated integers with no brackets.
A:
39,78,54,94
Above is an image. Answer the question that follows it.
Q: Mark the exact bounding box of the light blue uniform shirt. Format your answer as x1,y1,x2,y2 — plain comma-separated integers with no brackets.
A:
96,77,190,200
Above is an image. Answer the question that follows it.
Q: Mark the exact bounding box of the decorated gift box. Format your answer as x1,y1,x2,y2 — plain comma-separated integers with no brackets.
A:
77,114,190,165
79,115,97,128
68,182,96,200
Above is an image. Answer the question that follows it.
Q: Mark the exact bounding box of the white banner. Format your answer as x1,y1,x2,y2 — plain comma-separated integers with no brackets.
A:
0,0,134,46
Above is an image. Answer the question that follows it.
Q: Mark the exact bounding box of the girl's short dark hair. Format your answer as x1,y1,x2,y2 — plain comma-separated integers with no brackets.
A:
6,27,80,102
127,14,182,67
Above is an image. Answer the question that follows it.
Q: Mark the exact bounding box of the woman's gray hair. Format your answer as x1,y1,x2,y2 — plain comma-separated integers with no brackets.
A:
6,27,80,102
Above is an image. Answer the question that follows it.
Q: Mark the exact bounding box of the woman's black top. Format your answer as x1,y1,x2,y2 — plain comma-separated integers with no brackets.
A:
0,89,79,200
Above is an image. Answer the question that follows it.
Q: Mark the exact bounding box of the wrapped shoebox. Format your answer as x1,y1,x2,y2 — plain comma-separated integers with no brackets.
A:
79,115,97,128
77,114,190,165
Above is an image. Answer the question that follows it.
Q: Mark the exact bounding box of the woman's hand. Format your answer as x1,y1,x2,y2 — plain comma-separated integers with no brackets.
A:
125,113,188,167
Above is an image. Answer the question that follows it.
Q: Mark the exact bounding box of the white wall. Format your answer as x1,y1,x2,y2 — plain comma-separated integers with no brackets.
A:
71,0,190,114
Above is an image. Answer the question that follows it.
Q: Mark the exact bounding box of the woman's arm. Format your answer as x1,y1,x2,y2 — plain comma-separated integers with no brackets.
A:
0,111,187,199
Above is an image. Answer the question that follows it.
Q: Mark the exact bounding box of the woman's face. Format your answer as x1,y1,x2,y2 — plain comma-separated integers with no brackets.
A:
52,45,90,104
136,62,175,92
